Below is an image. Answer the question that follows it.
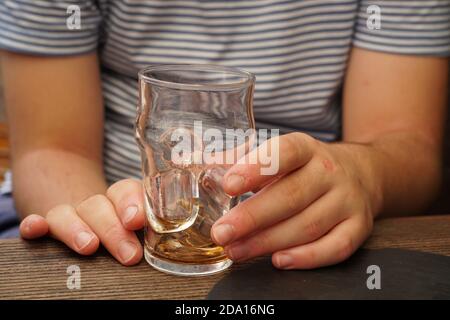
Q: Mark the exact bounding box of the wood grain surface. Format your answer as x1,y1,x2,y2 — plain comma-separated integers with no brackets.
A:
0,214,449,300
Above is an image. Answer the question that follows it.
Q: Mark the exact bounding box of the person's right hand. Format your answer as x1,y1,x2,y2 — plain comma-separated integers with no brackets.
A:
18,179,145,266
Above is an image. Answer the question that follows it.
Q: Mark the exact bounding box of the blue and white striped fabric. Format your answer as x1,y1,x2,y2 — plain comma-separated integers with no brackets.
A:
1,0,449,184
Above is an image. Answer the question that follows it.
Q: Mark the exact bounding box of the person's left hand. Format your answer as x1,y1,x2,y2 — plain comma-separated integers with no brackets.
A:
211,132,381,269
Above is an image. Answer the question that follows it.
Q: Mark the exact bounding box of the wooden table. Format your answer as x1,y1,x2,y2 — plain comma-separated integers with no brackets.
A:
0,214,449,300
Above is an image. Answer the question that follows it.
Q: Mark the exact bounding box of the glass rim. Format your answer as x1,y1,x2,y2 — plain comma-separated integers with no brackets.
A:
138,64,255,91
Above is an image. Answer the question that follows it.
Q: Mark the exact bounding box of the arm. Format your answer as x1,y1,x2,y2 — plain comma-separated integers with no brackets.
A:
341,48,448,216
210,48,448,269
1,52,107,215
1,52,145,265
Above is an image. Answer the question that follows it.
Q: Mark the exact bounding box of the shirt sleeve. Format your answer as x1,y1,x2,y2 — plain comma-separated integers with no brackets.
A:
0,0,102,56
353,0,450,57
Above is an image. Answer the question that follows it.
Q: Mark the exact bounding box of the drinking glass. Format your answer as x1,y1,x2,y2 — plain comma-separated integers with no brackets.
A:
135,64,255,276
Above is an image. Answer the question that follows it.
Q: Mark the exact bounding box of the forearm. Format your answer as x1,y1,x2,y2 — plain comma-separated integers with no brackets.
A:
333,131,442,218
0,52,106,218
12,148,108,218
338,49,447,218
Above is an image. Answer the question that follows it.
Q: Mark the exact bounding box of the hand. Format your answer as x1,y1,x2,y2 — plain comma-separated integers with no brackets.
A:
211,133,380,269
19,179,145,266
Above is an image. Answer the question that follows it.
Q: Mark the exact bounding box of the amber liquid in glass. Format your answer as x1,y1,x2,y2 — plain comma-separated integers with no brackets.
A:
145,197,229,264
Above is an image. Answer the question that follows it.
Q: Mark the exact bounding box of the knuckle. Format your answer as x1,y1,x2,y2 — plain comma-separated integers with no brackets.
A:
280,133,317,170
77,194,112,213
46,204,75,221
251,231,271,254
286,132,303,143
284,178,300,213
341,183,361,204
106,178,140,199
238,203,259,232
309,157,326,176
337,236,355,261
289,132,308,143
284,133,303,159
304,219,323,240
303,248,317,266
86,193,109,206
102,221,123,240
293,132,318,149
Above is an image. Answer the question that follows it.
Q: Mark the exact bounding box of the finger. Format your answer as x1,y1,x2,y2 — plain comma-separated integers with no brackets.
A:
211,157,332,246
20,214,49,239
223,133,316,196
46,205,100,255
76,194,143,266
224,190,346,262
251,174,282,194
106,178,145,231
272,215,372,270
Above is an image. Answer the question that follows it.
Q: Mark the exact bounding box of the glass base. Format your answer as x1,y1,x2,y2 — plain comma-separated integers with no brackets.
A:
144,249,233,277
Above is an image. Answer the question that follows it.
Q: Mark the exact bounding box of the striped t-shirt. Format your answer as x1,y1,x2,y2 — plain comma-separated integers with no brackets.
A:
1,0,449,184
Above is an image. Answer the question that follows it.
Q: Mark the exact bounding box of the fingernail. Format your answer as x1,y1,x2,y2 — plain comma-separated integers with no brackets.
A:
227,245,249,261
123,205,138,224
74,231,95,251
275,253,294,269
226,174,245,192
118,240,138,263
24,216,39,233
212,224,235,245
